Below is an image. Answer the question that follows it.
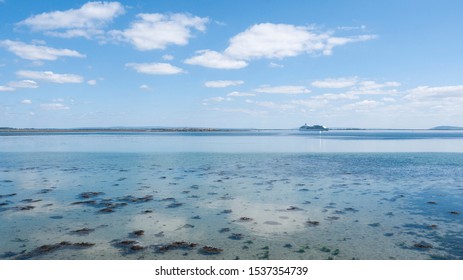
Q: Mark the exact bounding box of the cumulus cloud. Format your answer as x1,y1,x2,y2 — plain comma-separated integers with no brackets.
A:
16,70,84,84
0,86,15,92
344,100,382,110
311,77,358,88
255,85,311,94
269,62,284,68
186,23,375,69
313,93,358,100
139,84,153,91
162,54,174,61
202,96,233,105
0,40,85,61
18,1,125,39
126,62,184,75
8,80,39,88
405,85,463,100
245,100,295,110
227,91,256,97
21,99,33,104
40,103,70,110
204,80,244,88
184,50,248,69
111,13,208,50
87,79,97,85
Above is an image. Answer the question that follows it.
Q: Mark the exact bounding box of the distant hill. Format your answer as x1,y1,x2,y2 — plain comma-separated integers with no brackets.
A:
430,126,463,130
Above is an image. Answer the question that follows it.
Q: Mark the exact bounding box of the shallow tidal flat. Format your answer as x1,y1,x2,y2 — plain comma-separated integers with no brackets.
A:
1,152,463,260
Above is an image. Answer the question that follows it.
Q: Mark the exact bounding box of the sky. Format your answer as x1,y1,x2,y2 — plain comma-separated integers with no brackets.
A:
1,0,463,129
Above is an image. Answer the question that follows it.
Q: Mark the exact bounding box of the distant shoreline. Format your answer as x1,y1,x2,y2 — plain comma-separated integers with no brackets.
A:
0,126,462,133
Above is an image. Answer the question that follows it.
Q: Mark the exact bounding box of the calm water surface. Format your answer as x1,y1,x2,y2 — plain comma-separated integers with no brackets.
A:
1,130,462,259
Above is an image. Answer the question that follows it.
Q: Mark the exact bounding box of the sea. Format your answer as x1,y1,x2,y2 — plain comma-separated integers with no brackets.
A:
1,130,462,260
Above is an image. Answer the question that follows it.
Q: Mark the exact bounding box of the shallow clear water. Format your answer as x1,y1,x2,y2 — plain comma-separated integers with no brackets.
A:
1,130,463,259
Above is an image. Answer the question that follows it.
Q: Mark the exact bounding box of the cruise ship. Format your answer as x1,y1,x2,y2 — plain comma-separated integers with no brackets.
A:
299,123,328,131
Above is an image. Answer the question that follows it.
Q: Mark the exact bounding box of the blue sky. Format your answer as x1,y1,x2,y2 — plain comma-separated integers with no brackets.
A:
1,0,462,129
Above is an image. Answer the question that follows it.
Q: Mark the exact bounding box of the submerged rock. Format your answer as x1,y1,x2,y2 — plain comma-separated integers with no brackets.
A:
132,230,145,237
413,241,433,249
199,246,223,255
118,195,153,203
79,192,104,199
0,193,17,198
228,233,243,240
156,241,197,253
166,202,183,208
112,240,146,254
218,228,230,233
306,220,320,227
15,241,95,259
98,208,114,213
14,205,35,211
69,228,95,236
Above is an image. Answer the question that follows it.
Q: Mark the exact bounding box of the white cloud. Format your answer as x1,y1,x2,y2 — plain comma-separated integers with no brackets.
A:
382,97,396,102
405,85,463,100
209,107,268,116
227,91,256,97
204,80,244,88
186,23,375,69
18,1,125,39
358,81,401,91
322,35,376,55
139,84,153,91
21,99,32,104
255,85,311,94
162,54,174,61
224,23,322,60
184,50,248,69
110,13,208,50
16,70,84,84
40,103,70,110
313,93,358,100
246,100,295,110
269,62,284,68
203,96,232,103
126,62,184,75
0,86,15,92
87,79,97,85
344,99,382,110
0,40,85,61
290,99,328,109
8,80,39,88
311,77,358,89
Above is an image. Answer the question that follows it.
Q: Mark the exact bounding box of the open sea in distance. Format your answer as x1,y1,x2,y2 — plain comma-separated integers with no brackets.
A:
1,130,462,259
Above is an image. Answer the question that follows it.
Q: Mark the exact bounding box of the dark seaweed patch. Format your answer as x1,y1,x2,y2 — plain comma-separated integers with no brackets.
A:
306,220,320,227
0,193,16,198
228,233,243,240
219,228,230,233
166,202,183,208
156,241,197,253
69,228,95,236
112,240,145,254
413,241,433,250
131,230,144,237
198,246,223,255
117,195,153,203
15,241,95,259
78,192,104,199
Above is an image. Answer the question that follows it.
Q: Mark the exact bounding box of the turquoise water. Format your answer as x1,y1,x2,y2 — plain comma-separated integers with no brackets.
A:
1,130,463,259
